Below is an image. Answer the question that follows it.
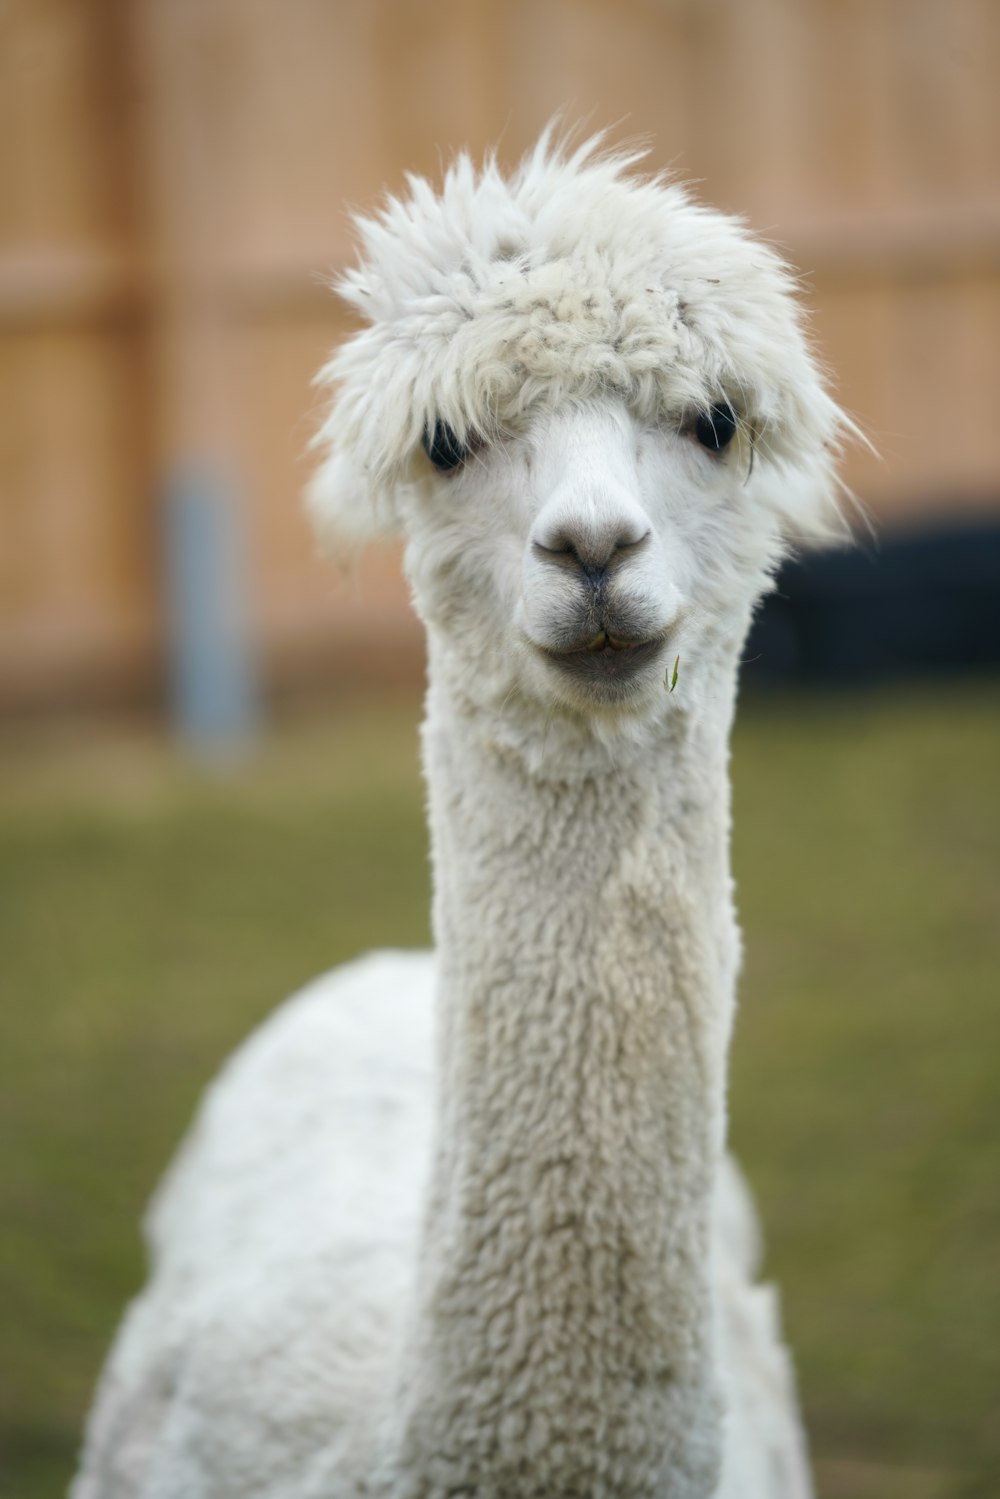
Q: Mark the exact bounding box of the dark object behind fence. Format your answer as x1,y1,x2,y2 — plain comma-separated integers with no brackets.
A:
744,520,1000,688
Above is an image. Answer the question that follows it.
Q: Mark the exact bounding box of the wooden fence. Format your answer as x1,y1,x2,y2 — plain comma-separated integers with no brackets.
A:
1,0,998,710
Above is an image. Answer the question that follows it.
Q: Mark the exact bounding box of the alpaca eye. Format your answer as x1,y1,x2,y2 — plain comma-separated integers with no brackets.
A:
694,403,738,453
422,421,469,472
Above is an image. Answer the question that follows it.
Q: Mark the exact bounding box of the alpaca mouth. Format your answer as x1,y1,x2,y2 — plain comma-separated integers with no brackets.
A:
540,630,667,690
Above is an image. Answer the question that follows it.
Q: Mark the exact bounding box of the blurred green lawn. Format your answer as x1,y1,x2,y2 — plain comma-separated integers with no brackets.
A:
1,687,998,1499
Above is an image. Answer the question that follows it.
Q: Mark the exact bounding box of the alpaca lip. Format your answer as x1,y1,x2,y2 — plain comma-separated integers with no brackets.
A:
540,632,666,686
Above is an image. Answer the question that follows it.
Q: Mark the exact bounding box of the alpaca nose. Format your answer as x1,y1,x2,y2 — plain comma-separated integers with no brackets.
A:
531,513,651,580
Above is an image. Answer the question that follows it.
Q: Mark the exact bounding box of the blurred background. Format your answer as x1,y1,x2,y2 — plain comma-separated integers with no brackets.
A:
1,2,997,1496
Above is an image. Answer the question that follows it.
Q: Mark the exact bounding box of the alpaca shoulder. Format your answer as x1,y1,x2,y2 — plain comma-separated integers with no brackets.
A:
146,947,437,1269
72,950,436,1499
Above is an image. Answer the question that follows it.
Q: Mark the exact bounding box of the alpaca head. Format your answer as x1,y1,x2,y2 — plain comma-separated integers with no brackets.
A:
310,134,850,729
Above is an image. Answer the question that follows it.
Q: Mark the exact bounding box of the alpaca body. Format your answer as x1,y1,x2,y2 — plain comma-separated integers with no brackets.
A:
75,135,846,1497
72,953,808,1499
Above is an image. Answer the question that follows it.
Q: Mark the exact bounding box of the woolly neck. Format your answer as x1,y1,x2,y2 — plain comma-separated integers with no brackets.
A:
382,654,742,1499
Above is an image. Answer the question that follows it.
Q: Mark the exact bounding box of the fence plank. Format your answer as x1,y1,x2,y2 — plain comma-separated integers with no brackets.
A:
1,0,997,709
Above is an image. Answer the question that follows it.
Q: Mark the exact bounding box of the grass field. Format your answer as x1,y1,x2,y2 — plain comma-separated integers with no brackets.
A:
1,686,998,1498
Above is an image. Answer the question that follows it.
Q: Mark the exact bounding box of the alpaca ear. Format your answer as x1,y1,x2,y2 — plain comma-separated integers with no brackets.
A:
304,448,399,552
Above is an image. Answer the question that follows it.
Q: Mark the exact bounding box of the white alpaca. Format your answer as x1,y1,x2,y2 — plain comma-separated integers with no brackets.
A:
73,135,849,1499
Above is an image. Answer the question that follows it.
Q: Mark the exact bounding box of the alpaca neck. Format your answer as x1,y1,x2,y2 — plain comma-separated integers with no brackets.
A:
389,657,741,1499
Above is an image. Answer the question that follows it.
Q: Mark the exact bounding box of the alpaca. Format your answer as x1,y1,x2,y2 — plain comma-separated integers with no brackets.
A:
73,134,849,1499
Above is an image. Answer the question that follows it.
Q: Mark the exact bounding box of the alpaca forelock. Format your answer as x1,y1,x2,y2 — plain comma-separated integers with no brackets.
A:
309,133,849,552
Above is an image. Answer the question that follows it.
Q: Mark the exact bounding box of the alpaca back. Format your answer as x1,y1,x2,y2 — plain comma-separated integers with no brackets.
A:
72,952,435,1499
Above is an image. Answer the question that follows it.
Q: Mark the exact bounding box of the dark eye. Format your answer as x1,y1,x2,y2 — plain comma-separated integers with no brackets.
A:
422,420,469,472
694,402,738,453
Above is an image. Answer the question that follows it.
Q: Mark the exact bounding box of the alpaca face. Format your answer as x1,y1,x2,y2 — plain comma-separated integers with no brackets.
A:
401,394,780,720
310,136,850,727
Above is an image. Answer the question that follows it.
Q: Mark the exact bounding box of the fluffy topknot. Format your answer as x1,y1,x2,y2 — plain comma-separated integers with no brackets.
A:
309,131,850,543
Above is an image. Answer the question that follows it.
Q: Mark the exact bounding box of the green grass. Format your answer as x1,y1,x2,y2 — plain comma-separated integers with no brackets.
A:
729,688,1000,1497
1,686,997,1498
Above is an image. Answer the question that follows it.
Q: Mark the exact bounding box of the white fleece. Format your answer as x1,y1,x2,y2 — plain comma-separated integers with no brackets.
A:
73,132,837,1499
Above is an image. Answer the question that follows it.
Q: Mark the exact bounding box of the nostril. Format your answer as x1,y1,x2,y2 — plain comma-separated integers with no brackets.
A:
616,527,652,555
532,525,651,572
532,539,602,589
532,537,582,569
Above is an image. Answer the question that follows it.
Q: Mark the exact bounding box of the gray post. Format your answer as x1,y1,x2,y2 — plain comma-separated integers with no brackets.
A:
161,468,259,749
